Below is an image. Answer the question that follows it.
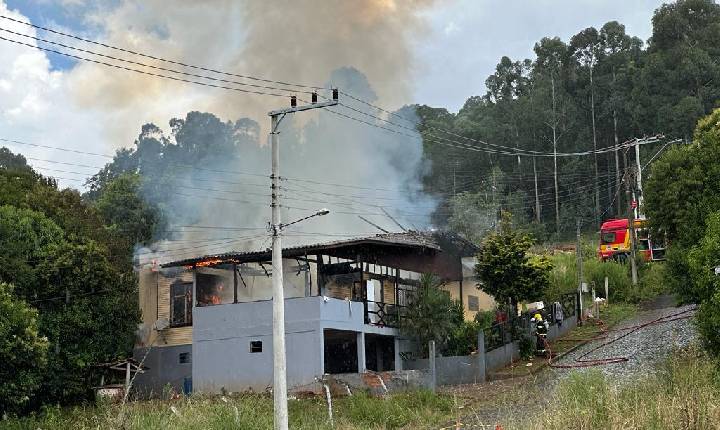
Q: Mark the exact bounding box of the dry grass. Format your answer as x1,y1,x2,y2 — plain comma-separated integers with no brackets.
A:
1,390,454,430
520,346,720,430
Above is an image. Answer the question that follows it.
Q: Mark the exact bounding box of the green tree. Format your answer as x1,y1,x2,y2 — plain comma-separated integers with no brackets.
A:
644,108,720,302
691,211,720,354
400,274,457,358
475,213,552,309
94,172,160,252
0,159,140,409
0,283,48,415
0,205,65,296
31,240,138,406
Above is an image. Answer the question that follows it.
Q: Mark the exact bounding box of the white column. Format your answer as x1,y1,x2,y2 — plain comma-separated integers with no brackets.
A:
356,332,366,373
394,337,403,371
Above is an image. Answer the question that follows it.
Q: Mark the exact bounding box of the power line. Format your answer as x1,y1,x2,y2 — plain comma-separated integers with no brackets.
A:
0,16,668,163
0,14,324,91
0,26,320,96
0,35,291,98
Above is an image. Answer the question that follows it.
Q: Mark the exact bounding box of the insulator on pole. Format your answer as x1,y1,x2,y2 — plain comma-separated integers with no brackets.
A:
311,92,318,103
290,96,297,107
332,88,338,100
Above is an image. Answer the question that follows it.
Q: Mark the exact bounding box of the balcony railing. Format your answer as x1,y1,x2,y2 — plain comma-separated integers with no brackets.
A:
364,300,406,328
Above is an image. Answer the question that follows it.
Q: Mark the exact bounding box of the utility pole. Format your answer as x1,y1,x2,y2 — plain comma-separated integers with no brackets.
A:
551,75,560,235
268,90,338,430
533,156,540,223
576,219,584,320
590,64,600,225
611,68,622,217
452,160,458,197
634,138,644,218
624,168,638,286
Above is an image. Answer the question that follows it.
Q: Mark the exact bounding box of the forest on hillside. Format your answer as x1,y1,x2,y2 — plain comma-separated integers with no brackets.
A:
419,0,720,240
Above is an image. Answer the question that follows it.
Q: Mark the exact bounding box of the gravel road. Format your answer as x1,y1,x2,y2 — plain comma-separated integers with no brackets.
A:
547,303,697,386
442,300,698,429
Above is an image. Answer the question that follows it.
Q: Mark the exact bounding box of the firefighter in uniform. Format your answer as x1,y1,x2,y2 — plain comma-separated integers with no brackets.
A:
531,312,549,355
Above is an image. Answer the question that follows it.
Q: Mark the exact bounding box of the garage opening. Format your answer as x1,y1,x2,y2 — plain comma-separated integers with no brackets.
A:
323,329,358,374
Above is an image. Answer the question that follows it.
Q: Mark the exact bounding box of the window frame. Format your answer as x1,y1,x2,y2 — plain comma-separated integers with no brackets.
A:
170,281,193,327
250,340,263,353
467,295,480,311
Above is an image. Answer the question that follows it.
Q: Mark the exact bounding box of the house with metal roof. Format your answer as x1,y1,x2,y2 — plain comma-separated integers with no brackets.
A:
133,231,492,396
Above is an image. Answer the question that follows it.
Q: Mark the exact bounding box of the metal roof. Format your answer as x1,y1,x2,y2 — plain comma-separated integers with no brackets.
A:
160,230,476,268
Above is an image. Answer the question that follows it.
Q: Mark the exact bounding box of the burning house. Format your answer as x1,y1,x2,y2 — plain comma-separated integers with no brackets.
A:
134,231,491,395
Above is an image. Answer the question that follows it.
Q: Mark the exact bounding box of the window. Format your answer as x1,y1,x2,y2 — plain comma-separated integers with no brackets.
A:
467,295,479,311
178,352,191,364
600,232,617,244
170,281,193,327
250,340,263,353
196,273,229,306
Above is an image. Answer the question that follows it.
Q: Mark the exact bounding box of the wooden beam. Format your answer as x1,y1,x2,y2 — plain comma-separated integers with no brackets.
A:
233,263,238,304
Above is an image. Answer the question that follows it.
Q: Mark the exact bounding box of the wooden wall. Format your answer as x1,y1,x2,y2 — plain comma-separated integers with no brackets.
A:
137,268,193,348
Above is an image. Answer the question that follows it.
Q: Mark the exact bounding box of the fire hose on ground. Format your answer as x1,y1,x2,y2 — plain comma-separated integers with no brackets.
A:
542,306,696,368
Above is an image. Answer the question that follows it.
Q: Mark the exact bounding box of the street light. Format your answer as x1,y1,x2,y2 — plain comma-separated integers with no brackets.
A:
278,208,330,230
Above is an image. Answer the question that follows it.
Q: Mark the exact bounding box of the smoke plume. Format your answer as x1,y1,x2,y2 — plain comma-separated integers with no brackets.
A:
42,1,438,263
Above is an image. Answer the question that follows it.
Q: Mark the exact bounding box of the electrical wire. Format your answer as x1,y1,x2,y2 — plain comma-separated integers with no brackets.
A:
0,26,319,96
0,35,291,98
0,14,325,90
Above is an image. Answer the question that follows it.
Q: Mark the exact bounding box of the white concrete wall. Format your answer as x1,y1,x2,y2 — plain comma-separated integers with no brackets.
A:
192,296,398,393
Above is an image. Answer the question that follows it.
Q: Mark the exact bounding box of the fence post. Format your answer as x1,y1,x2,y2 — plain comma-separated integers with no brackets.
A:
605,276,609,304
477,330,486,383
428,340,436,393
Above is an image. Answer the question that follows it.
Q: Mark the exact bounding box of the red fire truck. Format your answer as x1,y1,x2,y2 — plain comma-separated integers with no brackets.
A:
598,218,665,262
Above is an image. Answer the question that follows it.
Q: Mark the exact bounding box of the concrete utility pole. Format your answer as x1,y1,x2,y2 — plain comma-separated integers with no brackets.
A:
634,139,644,218
624,168,639,286
533,156,540,223
268,91,338,430
576,219,584,319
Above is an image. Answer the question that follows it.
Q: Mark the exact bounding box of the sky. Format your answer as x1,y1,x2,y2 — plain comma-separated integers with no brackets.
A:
0,0,667,190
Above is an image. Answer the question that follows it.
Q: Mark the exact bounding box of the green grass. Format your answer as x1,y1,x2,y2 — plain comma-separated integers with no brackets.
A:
522,346,720,429
0,390,454,430
545,251,670,305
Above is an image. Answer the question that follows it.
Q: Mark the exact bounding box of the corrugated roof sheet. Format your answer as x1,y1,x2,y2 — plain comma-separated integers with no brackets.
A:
160,230,476,268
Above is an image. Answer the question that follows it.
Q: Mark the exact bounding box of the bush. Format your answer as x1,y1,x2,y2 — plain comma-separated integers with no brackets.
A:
400,275,457,358
518,335,535,360
473,309,495,328
638,262,672,298
545,253,578,301
0,283,48,415
696,296,720,355
584,258,635,302
444,321,481,356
